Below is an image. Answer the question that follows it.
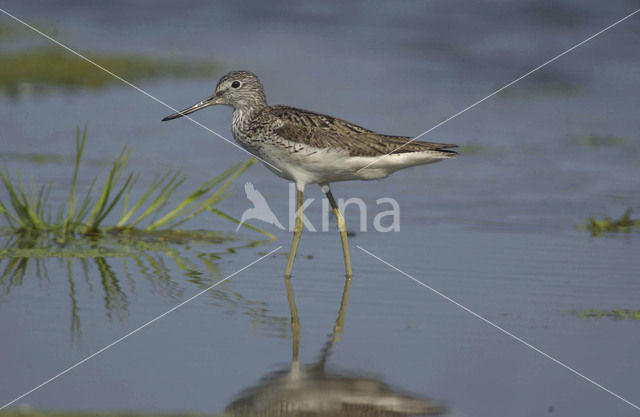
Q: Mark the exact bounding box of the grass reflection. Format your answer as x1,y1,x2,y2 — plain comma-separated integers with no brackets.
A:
0,231,285,344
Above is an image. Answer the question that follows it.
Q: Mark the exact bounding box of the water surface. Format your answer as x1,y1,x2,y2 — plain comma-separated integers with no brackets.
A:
1,1,639,416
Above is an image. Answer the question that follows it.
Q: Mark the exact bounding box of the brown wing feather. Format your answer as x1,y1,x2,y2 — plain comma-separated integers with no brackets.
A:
264,105,457,158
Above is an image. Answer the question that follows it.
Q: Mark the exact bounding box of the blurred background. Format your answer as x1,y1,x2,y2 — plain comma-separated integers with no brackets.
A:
1,1,639,416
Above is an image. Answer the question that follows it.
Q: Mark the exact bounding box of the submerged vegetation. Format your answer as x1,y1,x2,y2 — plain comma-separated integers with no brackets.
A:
571,309,640,321
0,127,266,244
577,134,630,148
0,20,216,96
0,21,61,41
498,74,581,99
0,47,216,96
582,208,640,237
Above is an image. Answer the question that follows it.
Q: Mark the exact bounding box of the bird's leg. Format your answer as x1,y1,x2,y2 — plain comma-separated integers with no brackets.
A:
285,188,304,277
322,185,353,277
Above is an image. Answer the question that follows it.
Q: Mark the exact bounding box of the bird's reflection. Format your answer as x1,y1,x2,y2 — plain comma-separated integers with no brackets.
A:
225,275,444,416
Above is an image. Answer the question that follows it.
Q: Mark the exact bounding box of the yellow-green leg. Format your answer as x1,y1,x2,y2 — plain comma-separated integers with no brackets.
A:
323,185,353,277
285,188,304,277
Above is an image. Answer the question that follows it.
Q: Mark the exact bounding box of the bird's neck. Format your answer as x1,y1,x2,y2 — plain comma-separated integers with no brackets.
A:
232,103,265,132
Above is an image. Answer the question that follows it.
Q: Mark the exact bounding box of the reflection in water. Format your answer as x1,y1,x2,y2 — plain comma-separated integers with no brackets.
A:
226,276,444,416
0,234,287,343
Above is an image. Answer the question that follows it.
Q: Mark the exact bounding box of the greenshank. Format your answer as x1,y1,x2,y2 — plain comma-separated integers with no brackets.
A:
162,71,457,277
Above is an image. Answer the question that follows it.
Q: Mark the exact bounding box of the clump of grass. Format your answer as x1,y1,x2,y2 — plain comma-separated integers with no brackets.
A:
0,21,60,41
0,47,216,96
498,76,581,99
583,208,640,237
578,134,630,148
571,309,640,321
0,22,20,40
0,126,258,242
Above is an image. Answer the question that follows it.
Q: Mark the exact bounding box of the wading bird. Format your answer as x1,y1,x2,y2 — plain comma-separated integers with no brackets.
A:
162,71,457,277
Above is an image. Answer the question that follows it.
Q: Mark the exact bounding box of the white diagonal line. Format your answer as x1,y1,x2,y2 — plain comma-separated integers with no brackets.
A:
357,245,640,411
0,8,282,173
0,245,282,411
358,7,640,172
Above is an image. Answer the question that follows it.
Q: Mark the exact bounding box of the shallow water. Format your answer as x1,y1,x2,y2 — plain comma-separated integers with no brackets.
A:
1,1,640,416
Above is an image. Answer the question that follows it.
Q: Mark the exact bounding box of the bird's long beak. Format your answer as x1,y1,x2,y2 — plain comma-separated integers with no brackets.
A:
161,93,219,121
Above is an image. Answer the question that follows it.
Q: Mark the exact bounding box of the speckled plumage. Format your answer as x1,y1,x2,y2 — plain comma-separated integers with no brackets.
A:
162,70,458,276
243,105,458,157
163,71,457,188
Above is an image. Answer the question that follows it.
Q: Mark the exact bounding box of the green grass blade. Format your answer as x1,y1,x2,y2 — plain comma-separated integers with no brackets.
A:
145,161,249,230
156,158,255,230
112,146,131,185
117,170,172,227
0,168,21,227
0,167,28,228
209,207,276,240
83,145,130,233
0,200,19,228
73,177,97,226
120,173,140,219
62,125,88,237
55,203,65,226
46,199,52,226
93,172,135,227
126,171,185,228
14,169,44,230
37,183,51,220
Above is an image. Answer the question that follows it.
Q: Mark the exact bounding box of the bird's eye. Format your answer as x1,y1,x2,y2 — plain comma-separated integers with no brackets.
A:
231,81,241,88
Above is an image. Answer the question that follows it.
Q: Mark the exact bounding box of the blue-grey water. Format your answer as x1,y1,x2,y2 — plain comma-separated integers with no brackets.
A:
1,1,640,416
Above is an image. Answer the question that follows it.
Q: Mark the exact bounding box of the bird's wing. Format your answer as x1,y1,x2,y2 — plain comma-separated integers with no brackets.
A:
260,105,457,158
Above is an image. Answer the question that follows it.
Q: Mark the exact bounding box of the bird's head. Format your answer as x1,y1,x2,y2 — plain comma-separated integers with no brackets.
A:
162,70,267,121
